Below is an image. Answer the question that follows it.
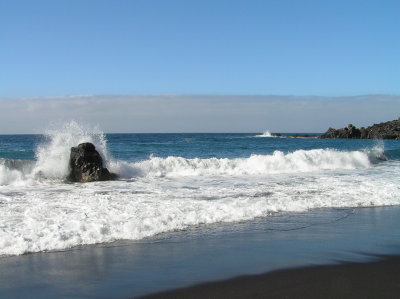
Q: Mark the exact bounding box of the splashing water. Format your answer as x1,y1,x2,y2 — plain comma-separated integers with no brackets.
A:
33,121,110,180
255,130,274,137
0,124,399,256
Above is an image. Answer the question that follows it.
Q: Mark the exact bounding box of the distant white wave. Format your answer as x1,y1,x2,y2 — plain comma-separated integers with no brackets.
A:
255,130,275,137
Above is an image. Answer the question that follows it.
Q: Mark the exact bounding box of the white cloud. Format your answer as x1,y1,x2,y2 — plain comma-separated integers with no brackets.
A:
0,94,399,134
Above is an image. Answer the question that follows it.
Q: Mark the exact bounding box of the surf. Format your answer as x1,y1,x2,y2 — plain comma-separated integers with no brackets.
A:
0,121,112,185
255,130,276,137
0,122,399,257
0,126,390,185
111,147,385,178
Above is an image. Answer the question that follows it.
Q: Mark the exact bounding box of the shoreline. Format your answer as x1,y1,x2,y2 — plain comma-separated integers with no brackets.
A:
141,254,400,299
1,205,400,298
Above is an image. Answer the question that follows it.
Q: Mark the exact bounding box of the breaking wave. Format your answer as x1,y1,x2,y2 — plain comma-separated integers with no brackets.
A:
0,121,109,185
255,130,276,137
1,122,399,256
111,147,384,178
0,124,389,186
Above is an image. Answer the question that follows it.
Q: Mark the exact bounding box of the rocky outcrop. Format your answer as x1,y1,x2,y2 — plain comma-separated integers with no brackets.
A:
366,120,400,139
320,124,361,139
269,133,318,138
68,142,117,182
320,119,400,139
284,134,318,138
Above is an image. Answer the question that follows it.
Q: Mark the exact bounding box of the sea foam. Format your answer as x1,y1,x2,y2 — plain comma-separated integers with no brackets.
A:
0,123,398,257
255,130,275,137
0,132,382,185
0,161,399,256
0,121,110,186
33,121,109,179
111,148,376,179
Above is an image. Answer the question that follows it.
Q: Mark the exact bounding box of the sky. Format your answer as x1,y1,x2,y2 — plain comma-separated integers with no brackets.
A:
1,0,400,133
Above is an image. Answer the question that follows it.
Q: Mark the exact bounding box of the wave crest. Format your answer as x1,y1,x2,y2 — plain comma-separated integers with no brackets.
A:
255,130,275,137
0,121,389,186
112,148,375,178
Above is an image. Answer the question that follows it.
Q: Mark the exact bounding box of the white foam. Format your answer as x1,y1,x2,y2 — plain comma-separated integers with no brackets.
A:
0,146,380,187
255,130,275,137
32,121,109,180
0,159,35,186
0,123,398,256
0,121,384,186
0,165,23,185
0,160,399,256
0,121,111,187
110,148,372,179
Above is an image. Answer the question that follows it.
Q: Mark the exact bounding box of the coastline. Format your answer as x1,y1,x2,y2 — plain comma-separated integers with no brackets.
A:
141,254,400,299
1,205,400,298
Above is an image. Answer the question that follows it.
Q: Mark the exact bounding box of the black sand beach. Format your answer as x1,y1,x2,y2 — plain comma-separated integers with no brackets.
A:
142,255,400,299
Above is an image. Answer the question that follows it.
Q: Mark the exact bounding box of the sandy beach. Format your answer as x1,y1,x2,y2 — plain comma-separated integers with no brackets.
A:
142,255,400,299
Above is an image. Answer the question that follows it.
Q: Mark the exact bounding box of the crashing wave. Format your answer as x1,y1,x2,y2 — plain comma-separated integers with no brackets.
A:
1,122,399,257
0,121,110,185
255,130,276,137
109,147,386,179
0,121,390,186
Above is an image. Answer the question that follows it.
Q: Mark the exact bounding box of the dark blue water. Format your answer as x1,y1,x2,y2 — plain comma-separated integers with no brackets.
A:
1,133,399,162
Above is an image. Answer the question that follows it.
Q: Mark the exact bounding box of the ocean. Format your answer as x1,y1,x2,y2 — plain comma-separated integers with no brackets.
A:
1,121,400,258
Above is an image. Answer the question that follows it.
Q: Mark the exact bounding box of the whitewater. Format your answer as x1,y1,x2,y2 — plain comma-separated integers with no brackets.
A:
0,122,399,256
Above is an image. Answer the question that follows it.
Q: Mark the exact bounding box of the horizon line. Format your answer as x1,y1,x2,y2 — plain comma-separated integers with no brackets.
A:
1,93,400,100
0,131,324,136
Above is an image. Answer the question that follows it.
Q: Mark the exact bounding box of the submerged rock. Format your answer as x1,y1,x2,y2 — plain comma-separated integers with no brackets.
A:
284,134,318,138
68,142,117,182
320,119,400,140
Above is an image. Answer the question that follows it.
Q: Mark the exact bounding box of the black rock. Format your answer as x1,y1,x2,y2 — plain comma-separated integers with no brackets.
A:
68,142,117,182
286,134,318,138
320,119,400,140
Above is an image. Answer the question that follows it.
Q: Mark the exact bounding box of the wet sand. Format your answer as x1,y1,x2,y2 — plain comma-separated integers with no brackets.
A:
142,255,400,299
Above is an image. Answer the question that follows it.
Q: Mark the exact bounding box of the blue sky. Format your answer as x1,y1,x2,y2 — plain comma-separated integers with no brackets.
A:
2,0,400,97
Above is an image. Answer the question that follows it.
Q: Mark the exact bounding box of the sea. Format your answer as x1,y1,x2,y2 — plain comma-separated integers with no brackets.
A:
1,121,400,258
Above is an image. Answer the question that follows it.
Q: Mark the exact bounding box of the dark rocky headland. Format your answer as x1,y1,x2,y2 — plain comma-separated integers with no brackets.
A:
68,142,117,183
320,119,400,140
